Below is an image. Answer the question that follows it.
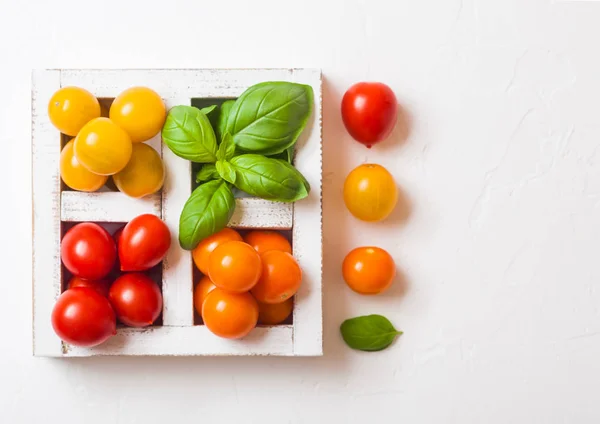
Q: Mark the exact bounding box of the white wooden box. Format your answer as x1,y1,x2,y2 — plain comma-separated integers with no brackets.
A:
32,69,323,357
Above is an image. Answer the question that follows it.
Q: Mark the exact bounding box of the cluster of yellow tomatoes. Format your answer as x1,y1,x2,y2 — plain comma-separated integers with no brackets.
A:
48,86,166,197
191,228,300,339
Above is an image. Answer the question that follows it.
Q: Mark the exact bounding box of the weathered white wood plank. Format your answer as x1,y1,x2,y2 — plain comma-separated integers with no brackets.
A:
230,198,293,229
161,98,194,326
292,71,323,356
60,68,322,99
61,191,161,222
32,70,63,357
64,325,294,356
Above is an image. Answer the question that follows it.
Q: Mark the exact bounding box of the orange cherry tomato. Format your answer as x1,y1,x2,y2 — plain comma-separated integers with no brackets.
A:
48,86,101,136
113,143,164,198
74,117,132,175
251,251,302,304
193,275,217,316
202,288,258,339
257,298,293,325
208,241,262,293
109,87,166,143
192,228,242,275
60,139,107,192
343,164,398,222
244,230,292,255
342,246,396,295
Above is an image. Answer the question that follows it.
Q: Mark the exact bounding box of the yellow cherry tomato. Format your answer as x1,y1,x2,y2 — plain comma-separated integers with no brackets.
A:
113,143,164,198
48,87,101,136
60,139,107,192
343,164,398,222
74,117,132,176
109,87,166,143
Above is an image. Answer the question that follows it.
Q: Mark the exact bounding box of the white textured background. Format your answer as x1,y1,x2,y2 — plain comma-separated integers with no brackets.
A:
2,0,600,422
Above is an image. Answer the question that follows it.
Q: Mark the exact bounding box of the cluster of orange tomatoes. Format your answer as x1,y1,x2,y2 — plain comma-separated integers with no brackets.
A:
191,228,301,339
49,86,166,197
340,82,400,296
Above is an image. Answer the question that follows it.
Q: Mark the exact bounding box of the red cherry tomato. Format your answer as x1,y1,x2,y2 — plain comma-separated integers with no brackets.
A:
118,214,171,271
341,82,398,147
51,287,116,347
61,223,116,280
67,276,111,298
109,273,162,327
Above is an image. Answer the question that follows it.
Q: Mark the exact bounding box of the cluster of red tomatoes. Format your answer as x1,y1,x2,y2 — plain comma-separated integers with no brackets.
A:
191,228,301,339
52,214,171,347
339,82,400,295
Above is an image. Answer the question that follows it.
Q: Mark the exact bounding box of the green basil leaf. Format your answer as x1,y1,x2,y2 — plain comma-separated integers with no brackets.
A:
274,159,310,192
195,164,220,183
179,180,235,250
269,145,294,163
216,160,236,185
162,105,217,163
200,105,217,116
340,315,403,352
226,82,313,155
217,100,235,141
216,132,236,161
230,154,309,202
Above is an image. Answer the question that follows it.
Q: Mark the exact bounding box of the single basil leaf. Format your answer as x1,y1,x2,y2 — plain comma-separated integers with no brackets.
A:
179,180,235,250
200,105,217,116
226,82,313,155
217,100,235,141
340,315,403,352
195,164,220,183
216,160,236,185
162,105,217,163
230,154,309,202
216,132,236,161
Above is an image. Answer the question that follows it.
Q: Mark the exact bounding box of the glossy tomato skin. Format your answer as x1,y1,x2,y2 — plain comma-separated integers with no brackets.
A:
60,139,108,192
73,117,133,176
202,288,258,339
119,214,171,271
344,164,398,222
341,82,398,147
51,287,116,347
342,246,396,295
113,143,165,198
257,298,293,325
109,273,162,327
192,228,242,275
193,275,217,316
109,87,166,143
208,241,262,293
244,231,292,255
48,86,101,136
67,276,111,298
251,251,302,304
61,223,116,280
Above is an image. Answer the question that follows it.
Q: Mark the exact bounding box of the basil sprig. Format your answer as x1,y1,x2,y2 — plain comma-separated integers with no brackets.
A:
162,81,313,250
340,315,403,352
